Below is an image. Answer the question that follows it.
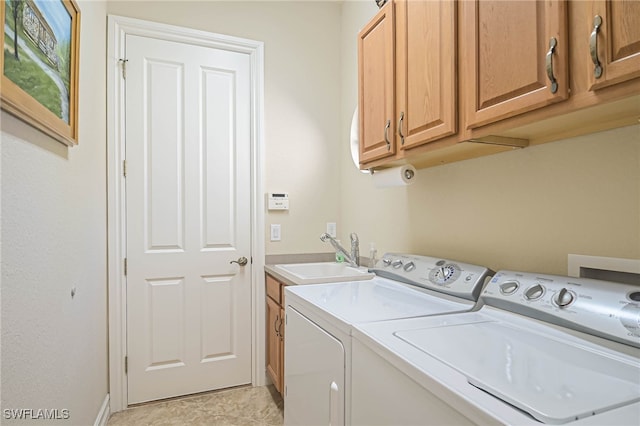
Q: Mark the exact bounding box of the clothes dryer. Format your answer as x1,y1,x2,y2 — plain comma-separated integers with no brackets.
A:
284,253,493,425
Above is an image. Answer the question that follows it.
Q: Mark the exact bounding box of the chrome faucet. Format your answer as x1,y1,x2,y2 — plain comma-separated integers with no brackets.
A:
320,232,360,267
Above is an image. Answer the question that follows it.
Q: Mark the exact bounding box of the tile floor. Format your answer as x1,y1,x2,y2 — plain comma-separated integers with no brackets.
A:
108,385,283,426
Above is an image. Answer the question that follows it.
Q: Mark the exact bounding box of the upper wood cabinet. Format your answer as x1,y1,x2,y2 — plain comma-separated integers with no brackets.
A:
358,2,395,164
587,0,640,91
396,0,457,150
463,0,569,129
358,0,458,168
356,0,639,170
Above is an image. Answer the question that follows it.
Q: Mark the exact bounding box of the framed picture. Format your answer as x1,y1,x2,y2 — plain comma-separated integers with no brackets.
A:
1,0,80,146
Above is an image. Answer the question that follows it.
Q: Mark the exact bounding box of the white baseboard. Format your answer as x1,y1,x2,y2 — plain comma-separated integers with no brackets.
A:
94,394,110,426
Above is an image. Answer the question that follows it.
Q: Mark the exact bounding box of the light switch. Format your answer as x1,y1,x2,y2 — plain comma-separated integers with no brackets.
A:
326,222,337,238
271,224,281,241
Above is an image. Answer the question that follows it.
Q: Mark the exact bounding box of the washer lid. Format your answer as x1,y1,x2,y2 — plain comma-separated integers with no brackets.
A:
395,321,640,424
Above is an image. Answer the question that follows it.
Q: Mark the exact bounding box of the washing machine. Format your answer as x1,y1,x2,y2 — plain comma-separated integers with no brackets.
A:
283,253,493,426
351,270,640,425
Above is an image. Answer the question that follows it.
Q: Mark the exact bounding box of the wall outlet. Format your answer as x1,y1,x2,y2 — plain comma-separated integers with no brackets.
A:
326,222,337,238
270,224,281,241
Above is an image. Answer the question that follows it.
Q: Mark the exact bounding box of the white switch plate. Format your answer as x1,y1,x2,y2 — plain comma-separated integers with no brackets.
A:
271,224,281,241
326,222,336,238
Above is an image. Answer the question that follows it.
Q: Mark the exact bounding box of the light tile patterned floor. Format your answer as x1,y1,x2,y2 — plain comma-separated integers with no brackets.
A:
108,385,283,426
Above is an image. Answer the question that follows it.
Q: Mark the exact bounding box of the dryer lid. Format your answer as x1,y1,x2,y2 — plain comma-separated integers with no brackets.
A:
286,277,474,324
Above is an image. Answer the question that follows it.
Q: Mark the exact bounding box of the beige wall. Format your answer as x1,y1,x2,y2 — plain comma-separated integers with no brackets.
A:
339,1,640,275
0,1,637,419
1,1,108,423
106,1,343,255
107,0,640,272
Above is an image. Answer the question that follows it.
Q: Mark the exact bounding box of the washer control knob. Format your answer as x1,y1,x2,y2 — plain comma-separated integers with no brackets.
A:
382,258,392,267
403,261,415,272
499,280,519,295
554,288,575,307
524,284,545,301
391,259,403,269
628,292,640,302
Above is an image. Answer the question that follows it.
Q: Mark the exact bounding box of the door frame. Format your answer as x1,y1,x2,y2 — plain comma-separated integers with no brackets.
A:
106,15,265,412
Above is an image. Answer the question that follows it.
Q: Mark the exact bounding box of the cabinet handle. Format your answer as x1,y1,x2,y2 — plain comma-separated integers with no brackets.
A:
397,112,405,145
274,315,280,337
329,381,340,426
278,318,284,341
590,15,603,79
545,37,559,94
384,120,391,150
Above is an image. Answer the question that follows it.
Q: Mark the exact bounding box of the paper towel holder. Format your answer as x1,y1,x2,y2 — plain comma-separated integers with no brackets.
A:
369,167,415,180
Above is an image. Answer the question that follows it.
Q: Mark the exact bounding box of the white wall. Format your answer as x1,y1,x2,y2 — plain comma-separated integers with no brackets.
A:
339,2,640,275
106,0,343,255
1,1,108,424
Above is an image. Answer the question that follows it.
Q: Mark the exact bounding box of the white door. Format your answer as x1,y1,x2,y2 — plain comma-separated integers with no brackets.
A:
284,307,345,426
125,34,252,404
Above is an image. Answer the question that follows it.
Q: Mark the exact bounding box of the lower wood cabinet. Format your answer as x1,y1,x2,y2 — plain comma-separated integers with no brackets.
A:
266,274,285,394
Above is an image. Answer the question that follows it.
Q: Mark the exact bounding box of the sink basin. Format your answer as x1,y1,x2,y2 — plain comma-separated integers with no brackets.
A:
273,262,375,285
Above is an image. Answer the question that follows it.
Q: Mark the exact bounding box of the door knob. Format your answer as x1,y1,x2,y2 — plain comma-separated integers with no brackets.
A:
230,256,248,266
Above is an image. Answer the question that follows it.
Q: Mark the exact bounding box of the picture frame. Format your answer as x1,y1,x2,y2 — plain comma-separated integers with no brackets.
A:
1,0,80,146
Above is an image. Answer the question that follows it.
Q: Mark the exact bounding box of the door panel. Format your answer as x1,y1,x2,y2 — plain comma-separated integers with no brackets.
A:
146,59,185,251
464,0,568,129
266,295,282,393
358,2,395,164
146,277,185,369
588,0,640,89
396,0,456,150
284,307,345,426
200,275,234,359
202,68,236,248
125,34,252,404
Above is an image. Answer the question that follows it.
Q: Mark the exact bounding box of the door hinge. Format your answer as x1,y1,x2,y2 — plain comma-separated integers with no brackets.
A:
124,258,127,276
123,160,127,177
125,356,128,374
119,58,128,79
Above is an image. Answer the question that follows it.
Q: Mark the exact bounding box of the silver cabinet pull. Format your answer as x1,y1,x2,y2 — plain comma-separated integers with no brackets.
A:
546,37,558,94
230,256,248,266
384,119,391,150
274,315,280,337
398,112,405,145
590,15,603,79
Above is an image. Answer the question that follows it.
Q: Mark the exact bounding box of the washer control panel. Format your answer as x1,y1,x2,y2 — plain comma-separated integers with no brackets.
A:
370,253,493,301
483,271,640,348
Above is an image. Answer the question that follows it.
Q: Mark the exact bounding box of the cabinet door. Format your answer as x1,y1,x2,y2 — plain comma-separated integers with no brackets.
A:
279,306,285,394
358,1,395,165
464,0,568,129
588,0,640,90
266,296,282,393
396,0,457,150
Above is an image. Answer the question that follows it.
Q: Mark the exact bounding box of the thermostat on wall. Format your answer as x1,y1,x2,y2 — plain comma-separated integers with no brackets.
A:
268,193,289,210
